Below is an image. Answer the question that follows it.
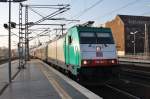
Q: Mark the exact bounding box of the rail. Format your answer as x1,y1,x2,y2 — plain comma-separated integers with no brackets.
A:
119,68,150,80
104,83,141,99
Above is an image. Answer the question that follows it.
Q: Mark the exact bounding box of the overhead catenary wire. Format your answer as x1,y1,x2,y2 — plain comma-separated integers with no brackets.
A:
29,7,79,23
29,28,50,41
28,7,45,18
26,4,70,28
68,0,104,25
24,4,70,44
93,0,141,21
74,0,104,19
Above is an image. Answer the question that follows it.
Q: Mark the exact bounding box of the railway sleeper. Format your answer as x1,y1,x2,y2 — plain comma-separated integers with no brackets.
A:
118,68,150,81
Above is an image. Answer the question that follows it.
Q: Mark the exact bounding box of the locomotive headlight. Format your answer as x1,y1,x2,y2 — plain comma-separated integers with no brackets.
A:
83,60,87,65
111,60,115,64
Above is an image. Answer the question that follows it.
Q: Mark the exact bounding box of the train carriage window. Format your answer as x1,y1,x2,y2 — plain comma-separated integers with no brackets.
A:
79,32,114,44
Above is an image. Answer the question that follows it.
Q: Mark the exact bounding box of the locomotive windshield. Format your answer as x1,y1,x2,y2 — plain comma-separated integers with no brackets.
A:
80,32,114,44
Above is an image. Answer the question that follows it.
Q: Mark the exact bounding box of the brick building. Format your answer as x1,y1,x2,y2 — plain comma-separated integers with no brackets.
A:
105,15,150,56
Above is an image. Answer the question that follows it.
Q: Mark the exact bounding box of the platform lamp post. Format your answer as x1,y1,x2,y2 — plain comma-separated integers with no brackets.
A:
130,31,138,56
1,0,27,83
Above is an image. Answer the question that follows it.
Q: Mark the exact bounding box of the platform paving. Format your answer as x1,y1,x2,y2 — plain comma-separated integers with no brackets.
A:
0,60,102,99
0,60,19,94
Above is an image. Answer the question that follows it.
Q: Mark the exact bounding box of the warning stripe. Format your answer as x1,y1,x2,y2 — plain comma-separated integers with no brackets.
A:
40,65,72,99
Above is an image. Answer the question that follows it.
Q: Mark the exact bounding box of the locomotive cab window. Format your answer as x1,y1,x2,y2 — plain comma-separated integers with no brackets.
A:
96,32,114,44
80,32,95,37
80,32,96,44
96,33,110,37
68,35,72,44
79,32,114,44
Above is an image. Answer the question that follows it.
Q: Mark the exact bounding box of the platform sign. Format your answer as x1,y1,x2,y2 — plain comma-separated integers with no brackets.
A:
13,0,27,2
0,0,27,2
0,0,7,2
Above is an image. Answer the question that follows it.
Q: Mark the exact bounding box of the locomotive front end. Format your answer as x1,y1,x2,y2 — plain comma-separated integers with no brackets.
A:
79,27,118,67
76,26,118,84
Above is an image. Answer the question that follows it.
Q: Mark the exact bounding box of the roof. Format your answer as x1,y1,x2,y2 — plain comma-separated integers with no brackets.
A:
117,15,150,24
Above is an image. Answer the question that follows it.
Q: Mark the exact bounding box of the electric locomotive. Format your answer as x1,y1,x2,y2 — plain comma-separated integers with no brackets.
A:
32,23,118,83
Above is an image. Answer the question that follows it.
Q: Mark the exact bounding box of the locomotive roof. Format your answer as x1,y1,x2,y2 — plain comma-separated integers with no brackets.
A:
46,25,112,45
70,25,112,33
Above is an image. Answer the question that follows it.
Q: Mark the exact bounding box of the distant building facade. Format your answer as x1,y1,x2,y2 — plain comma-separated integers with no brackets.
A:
105,15,150,56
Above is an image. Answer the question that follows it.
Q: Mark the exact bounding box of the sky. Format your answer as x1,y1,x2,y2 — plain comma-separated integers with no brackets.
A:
0,0,150,49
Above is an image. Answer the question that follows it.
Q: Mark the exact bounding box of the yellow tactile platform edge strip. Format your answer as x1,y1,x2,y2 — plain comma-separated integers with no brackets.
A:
39,63,72,99
38,60,103,99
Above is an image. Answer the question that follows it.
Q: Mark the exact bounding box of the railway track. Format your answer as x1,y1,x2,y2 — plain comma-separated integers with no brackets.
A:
0,59,8,65
119,68,150,79
0,58,17,65
85,83,140,99
46,62,150,99
84,64,150,99
85,78,150,99
117,64,150,86
104,83,141,99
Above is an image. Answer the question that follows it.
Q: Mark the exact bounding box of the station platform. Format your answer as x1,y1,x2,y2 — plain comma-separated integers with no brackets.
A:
0,60,102,99
0,60,19,95
119,56,150,66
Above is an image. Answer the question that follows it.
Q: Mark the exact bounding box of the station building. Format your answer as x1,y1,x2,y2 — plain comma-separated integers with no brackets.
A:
105,15,150,56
